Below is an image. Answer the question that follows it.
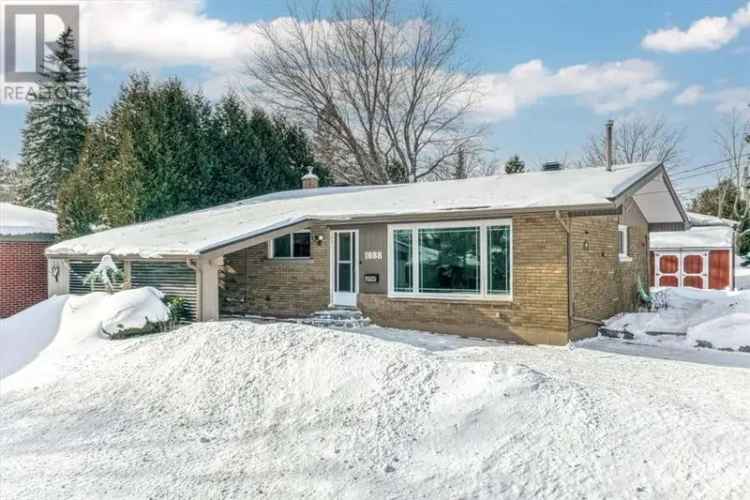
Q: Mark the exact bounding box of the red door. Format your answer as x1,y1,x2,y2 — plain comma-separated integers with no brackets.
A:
656,254,679,287
709,250,731,289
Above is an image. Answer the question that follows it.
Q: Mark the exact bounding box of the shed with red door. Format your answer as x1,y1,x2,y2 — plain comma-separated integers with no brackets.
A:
650,215,735,290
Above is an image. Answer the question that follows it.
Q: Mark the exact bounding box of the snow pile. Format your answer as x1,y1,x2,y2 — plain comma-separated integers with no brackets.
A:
0,287,170,379
2,321,750,499
650,225,734,249
603,287,750,350
0,202,57,235
737,256,750,290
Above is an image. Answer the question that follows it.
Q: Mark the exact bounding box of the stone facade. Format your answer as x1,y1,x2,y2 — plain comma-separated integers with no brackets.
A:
220,206,649,345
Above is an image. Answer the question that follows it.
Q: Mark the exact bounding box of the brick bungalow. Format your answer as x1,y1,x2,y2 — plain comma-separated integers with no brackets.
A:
46,161,687,345
0,203,58,318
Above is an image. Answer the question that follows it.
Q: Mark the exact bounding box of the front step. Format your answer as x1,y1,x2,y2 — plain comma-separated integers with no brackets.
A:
302,308,371,328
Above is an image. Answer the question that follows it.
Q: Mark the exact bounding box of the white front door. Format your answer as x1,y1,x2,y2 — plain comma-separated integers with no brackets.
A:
331,230,358,307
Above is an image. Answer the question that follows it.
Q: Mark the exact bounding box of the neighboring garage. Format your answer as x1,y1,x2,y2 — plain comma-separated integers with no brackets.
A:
0,203,58,318
650,213,736,290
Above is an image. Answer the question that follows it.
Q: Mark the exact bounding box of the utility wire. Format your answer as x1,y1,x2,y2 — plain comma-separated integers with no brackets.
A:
668,154,750,178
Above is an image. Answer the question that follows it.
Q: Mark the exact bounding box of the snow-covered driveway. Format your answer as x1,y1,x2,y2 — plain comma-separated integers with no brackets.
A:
2,321,749,499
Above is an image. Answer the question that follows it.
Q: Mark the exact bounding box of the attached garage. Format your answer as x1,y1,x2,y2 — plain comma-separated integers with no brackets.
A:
650,220,735,291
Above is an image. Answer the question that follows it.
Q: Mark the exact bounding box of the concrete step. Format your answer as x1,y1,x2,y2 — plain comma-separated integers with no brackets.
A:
303,308,371,328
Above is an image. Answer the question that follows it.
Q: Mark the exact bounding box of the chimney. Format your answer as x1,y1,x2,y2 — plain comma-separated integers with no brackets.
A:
542,161,562,172
606,119,614,172
301,166,319,189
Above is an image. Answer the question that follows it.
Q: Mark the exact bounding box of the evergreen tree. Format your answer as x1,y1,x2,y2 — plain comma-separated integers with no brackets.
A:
690,180,750,254
504,155,525,174
16,27,88,210
58,73,330,237
57,120,116,238
0,157,17,202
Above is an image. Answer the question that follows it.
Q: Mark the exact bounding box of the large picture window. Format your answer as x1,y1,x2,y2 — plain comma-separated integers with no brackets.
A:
388,220,512,300
419,227,480,294
270,231,311,259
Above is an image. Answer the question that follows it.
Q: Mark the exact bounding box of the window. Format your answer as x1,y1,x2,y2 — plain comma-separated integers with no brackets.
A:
488,226,511,294
419,227,480,294
393,229,413,292
618,225,630,262
270,231,311,259
388,220,512,300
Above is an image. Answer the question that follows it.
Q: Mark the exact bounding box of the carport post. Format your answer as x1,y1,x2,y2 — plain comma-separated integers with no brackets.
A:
197,256,223,321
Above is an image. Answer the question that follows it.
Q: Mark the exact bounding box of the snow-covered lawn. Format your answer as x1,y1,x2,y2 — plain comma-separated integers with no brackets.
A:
2,316,750,499
604,287,750,351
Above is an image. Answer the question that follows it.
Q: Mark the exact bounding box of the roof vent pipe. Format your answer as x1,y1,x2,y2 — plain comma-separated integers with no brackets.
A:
606,119,614,172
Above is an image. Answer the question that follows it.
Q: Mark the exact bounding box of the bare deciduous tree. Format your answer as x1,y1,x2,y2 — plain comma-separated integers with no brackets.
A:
244,0,484,184
714,108,749,204
579,116,684,169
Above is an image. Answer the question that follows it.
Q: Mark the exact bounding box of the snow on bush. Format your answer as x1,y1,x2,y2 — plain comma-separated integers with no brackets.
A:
99,287,170,337
0,287,170,378
603,287,750,351
82,254,123,292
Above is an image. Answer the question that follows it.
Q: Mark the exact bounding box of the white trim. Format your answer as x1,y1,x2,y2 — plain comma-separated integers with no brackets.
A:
387,218,512,302
268,230,312,259
618,225,631,262
329,229,359,307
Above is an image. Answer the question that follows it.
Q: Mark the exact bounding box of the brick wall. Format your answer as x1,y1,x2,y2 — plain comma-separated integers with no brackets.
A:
220,208,647,345
0,241,51,318
221,224,330,317
569,200,649,338
357,213,570,345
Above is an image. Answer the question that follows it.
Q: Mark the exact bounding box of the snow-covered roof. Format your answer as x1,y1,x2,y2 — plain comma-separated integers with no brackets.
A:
48,162,675,258
0,203,57,237
687,211,737,228
650,226,735,250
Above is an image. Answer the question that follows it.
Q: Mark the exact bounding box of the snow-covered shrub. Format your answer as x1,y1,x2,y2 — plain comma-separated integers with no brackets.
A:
165,296,189,328
99,287,171,339
83,255,124,293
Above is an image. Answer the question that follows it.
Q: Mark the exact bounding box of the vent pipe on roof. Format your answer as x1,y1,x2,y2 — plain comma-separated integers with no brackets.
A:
301,166,320,189
606,119,614,172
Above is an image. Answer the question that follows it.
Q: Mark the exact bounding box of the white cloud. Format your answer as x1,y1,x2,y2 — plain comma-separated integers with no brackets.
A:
81,0,261,66
475,59,672,119
7,1,669,118
642,2,750,52
671,85,750,115
673,85,704,105
710,87,750,114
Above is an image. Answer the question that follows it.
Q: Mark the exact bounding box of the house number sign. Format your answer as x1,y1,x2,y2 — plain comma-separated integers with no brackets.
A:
364,251,383,260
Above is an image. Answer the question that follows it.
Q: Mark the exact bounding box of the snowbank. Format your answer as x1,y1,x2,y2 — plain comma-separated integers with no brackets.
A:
737,256,750,290
2,321,750,499
0,202,57,235
0,287,170,379
603,287,750,350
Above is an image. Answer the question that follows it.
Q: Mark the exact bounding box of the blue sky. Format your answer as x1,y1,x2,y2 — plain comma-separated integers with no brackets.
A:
1,0,749,198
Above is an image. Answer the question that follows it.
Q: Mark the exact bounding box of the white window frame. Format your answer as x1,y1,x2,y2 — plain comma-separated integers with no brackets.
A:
268,230,312,259
387,219,512,302
618,225,632,262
